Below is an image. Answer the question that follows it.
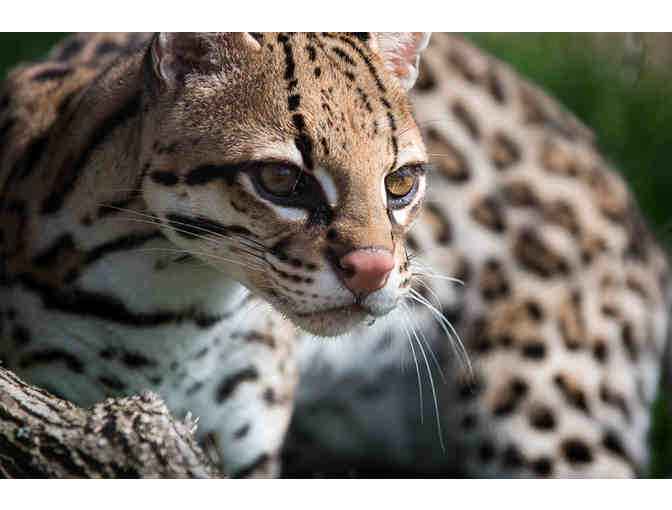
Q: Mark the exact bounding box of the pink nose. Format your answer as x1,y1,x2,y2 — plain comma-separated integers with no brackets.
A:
339,248,395,298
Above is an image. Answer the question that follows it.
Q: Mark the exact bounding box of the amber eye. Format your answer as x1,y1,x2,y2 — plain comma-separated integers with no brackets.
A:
385,168,416,198
259,165,300,196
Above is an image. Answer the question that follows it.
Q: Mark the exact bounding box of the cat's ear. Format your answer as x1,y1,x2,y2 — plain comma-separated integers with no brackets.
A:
150,32,262,86
370,32,431,89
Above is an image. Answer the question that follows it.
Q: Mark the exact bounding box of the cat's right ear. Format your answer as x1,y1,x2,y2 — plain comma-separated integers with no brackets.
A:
370,32,431,90
150,33,217,86
149,32,262,88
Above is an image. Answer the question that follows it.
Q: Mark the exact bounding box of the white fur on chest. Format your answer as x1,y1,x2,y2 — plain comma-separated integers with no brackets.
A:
79,236,246,315
3,244,297,475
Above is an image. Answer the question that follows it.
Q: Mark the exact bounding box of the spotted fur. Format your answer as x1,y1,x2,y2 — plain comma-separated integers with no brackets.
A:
0,32,429,476
0,33,669,478
285,34,671,478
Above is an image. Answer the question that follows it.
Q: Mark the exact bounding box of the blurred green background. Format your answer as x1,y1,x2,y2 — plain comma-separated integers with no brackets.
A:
1,32,671,476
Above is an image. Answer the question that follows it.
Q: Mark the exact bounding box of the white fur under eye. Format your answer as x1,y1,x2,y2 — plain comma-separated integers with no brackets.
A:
314,167,339,207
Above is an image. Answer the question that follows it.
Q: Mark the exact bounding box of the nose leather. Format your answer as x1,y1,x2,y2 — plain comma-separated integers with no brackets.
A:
339,248,395,299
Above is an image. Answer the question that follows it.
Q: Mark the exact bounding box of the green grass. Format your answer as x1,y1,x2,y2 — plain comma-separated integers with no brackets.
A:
0,33,67,77
2,32,671,476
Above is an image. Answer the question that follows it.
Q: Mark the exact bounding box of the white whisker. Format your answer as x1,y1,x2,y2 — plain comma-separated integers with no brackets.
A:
399,303,424,423
411,278,443,311
97,203,266,249
105,215,264,256
413,272,465,285
408,288,473,379
406,307,448,385
132,247,265,272
400,304,446,452
411,318,446,453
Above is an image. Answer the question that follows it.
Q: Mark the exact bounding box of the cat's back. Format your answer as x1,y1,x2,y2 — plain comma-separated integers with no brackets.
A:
0,33,151,185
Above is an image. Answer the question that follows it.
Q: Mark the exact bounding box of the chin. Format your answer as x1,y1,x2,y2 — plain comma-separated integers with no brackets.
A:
289,304,373,337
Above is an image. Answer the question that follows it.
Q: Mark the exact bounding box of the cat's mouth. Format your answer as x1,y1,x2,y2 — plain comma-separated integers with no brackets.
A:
292,303,378,337
295,303,368,319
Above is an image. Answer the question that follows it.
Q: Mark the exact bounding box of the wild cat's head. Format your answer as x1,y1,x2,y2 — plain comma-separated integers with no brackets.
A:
139,32,430,335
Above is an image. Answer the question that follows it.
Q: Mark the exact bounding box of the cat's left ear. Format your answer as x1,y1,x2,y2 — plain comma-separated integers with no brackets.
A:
371,32,431,89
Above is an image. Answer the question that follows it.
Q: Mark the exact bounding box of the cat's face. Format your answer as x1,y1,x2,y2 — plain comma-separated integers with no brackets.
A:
141,32,429,336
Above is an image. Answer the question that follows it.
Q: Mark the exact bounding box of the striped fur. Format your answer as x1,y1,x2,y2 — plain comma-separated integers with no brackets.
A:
1,33,670,478
0,32,428,476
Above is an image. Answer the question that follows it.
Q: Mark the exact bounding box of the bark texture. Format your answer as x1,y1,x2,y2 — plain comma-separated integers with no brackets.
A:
0,364,220,478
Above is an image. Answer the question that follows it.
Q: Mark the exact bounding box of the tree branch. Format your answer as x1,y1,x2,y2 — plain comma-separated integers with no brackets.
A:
0,364,220,478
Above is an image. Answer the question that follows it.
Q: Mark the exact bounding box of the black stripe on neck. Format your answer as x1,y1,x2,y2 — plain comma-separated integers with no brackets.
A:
41,93,142,215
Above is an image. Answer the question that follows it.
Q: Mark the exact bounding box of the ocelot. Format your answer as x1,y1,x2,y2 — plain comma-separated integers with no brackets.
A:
0,33,669,478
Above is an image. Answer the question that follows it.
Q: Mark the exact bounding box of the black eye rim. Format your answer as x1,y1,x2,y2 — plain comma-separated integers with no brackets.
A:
386,163,427,210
